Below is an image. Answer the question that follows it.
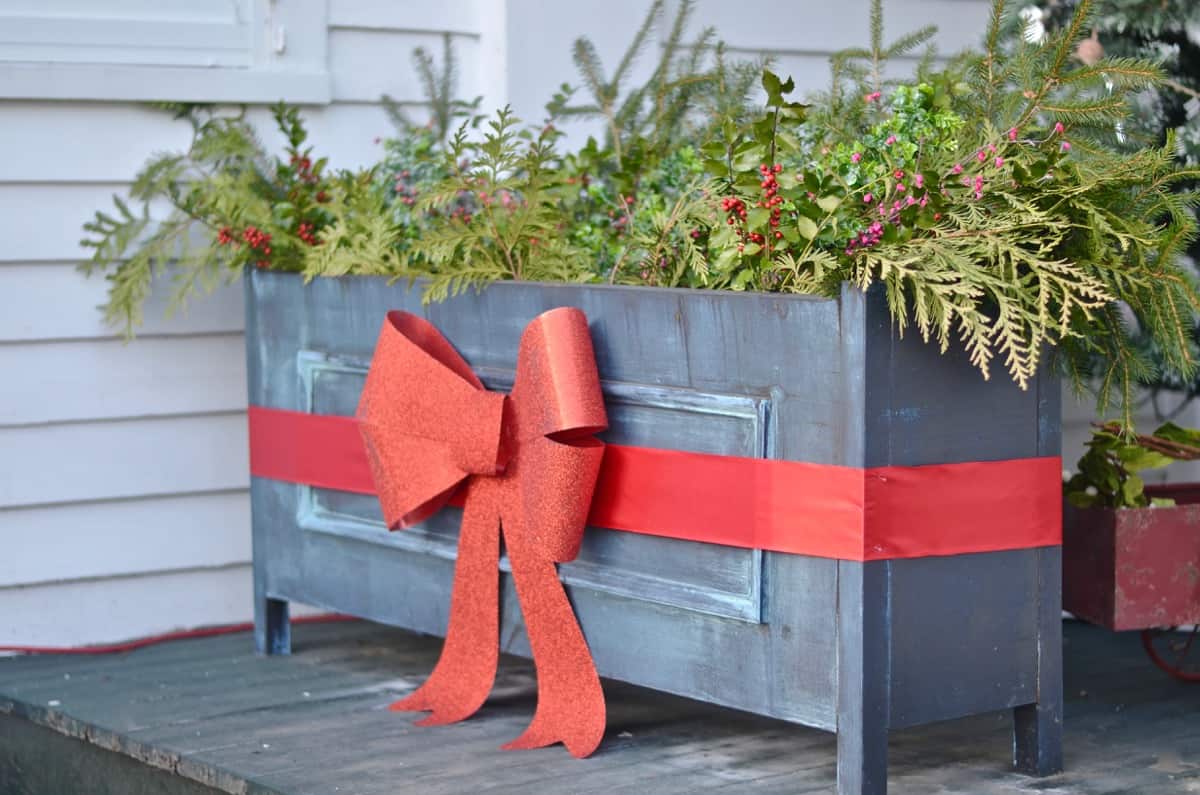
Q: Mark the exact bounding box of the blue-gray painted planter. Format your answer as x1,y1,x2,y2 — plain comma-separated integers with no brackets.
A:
245,270,1063,794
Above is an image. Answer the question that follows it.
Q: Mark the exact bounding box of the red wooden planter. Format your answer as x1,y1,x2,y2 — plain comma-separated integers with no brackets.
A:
1063,485,1200,631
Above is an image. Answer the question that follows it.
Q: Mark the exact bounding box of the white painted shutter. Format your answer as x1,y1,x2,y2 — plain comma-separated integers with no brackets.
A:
0,0,331,103
0,1,256,68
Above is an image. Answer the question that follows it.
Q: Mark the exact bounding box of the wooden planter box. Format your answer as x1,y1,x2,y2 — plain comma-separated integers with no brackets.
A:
244,270,1063,794
1064,486,1200,631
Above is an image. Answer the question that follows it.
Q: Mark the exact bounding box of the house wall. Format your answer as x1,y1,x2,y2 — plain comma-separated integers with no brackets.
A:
0,0,492,646
3,0,1170,647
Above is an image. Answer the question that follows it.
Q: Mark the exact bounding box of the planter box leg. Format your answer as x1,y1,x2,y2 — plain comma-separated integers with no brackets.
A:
1013,700,1062,776
837,561,890,795
1013,546,1063,776
255,595,291,656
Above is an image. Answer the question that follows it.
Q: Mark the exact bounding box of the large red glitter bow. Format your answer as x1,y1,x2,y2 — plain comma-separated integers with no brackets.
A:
356,308,608,758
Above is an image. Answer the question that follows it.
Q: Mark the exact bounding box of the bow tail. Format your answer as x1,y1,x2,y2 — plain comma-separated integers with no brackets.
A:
390,483,500,725
501,523,606,759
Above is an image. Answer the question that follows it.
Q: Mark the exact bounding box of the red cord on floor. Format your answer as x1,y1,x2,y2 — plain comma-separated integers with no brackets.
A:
0,614,356,656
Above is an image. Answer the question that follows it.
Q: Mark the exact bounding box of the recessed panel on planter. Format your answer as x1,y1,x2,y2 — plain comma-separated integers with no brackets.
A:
295,350,767,623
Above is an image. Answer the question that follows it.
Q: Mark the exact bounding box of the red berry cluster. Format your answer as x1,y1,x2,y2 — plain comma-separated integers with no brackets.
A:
241,225,272,268
297,222,319,246
216,224,275,267
394,169,418,207
758,163,785,241
722,196,747,224
290,154,318,185
722,196,764,252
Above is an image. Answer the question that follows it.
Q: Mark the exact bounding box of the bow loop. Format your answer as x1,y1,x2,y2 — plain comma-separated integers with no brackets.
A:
357,311,505,529
511,308,607,442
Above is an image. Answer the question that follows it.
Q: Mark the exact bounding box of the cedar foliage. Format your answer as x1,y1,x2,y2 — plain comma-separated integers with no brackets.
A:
80,104,399,336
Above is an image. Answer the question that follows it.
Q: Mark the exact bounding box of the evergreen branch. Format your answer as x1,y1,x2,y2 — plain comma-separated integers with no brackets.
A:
885,25,937,59
611,0,664,89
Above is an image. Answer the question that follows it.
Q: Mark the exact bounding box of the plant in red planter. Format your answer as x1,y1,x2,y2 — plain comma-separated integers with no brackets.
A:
79,0,1200,791
1063,422,1200,680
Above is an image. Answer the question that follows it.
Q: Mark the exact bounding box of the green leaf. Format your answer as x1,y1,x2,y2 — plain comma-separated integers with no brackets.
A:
816,195,842,214
732,268,756,289
796,216,819,240
746,207,771,229
732,144,767,171
1116,446,1173,472
1153,422,1200,448
760,70,795,106
1067,491,1100,508
761,69,782,98
1120,473,1146,507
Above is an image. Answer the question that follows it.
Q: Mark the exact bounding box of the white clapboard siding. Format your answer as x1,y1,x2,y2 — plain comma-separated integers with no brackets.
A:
252,104,399,172
0,565,270,648
676,0,992,99
0,492,250,588
327,29,482,104
0,335,247,425
0,565,323,648
682,0,992,56
505,0,656,137
328,0,482,35
0,413,249,509
0,102,402,184
0,102,193,184
0,264,244,341
0,183,131,263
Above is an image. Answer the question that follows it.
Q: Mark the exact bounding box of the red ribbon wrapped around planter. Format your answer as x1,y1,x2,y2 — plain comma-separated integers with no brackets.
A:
246,307,1063,758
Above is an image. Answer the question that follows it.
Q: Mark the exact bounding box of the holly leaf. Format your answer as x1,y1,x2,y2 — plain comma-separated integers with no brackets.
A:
816,195,842,214
747,207,771,229
796,215,819,240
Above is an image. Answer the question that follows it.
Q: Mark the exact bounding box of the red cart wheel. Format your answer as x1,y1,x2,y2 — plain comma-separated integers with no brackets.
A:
1141,626,1200,682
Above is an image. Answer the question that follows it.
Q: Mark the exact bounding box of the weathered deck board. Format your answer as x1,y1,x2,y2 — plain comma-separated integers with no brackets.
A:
2,620,1198,794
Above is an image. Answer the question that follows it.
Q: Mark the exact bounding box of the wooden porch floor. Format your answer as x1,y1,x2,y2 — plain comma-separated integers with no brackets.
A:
1,620,1197,794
